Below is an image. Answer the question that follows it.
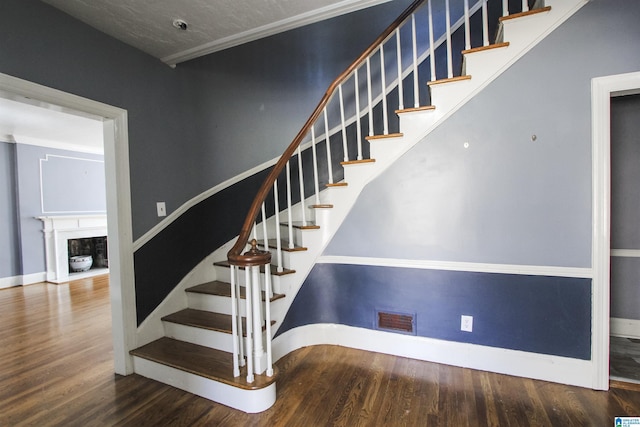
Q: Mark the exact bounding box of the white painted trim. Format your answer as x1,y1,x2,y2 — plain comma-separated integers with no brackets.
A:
592,71,640,391
0,72,137,376
0,272,47,289
12,134,104,155
318,255,592,278
132,157,277,251
273,324,594,389
162,0,393,65
611,249,640,258
610,317,640,339
39,154,106,214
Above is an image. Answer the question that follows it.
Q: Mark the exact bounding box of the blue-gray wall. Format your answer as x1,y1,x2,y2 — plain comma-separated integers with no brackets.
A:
277,0,640,358
10,144,105,276
0,142,20,278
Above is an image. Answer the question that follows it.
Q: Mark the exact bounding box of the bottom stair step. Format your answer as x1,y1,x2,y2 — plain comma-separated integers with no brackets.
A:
130,337,277,413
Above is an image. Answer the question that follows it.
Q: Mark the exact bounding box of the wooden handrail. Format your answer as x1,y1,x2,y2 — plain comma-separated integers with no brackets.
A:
227,0,426,266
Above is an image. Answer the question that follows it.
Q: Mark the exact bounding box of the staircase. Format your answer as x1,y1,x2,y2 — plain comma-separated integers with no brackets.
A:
130,0,586,413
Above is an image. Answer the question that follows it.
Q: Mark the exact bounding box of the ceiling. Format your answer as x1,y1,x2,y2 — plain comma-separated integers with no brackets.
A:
41,0,391,66
0,96,104,154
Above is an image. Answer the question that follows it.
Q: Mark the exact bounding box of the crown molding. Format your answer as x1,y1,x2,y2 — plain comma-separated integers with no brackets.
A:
162,0,391,65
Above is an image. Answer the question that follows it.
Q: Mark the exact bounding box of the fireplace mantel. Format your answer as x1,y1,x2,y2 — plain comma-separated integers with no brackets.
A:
38,215,108,283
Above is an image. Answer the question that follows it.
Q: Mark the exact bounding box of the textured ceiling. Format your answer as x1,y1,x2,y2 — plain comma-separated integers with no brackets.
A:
41,0,390,66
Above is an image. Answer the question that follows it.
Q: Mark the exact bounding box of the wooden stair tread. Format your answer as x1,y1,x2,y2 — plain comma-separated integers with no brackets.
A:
365,132,404,141
162,308,275,333
258,238,307,252
214,260,296,276
280,221,320,230
130,337,277,390
499,6,551,22
162,308,236,333
428,75,472,86
310,203,333,209
395,105,436,114
462,42,510,55
340,158,375,166
326,182,348,187
186,280,285,302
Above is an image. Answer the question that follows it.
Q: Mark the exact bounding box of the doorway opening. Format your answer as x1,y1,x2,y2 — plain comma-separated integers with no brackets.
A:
0,72,136,375
592,71,640,390
609,93,640,384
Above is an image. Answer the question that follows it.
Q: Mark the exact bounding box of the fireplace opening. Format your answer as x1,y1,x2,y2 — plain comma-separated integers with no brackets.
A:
67,236,108,273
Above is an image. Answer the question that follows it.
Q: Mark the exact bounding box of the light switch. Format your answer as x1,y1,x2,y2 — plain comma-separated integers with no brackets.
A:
156,202,167,217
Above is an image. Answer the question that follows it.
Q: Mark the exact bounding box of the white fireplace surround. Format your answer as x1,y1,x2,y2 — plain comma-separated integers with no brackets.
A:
38,215,108,283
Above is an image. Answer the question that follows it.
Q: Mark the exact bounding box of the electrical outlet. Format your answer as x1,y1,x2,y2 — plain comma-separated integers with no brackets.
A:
156,202,167,217
461,315,473,332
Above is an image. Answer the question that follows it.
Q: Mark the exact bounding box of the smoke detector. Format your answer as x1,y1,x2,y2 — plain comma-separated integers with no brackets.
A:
172,19,188,31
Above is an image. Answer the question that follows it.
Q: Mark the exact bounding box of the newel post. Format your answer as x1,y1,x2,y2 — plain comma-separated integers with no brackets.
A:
240,239,272,380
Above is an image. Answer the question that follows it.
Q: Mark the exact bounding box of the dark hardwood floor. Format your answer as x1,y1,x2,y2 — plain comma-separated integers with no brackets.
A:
2,275,640,426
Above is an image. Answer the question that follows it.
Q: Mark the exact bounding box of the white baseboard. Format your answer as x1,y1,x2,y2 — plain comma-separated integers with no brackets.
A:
610,317,640,339
0,272,47,289
273,323,594,389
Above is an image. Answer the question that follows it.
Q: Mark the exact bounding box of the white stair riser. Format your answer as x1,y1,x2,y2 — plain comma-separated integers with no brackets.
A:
265,246,307,268
163,321,234,352
163,320,269,353
212,267,284,294
396,111,437,139
278,224,321,248
132,356,276,413
463,47,513,81
428,79,475,114
188,292,249,316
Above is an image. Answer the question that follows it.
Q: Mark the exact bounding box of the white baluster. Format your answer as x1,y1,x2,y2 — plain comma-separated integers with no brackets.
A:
338,84,349,162
445,0,453,79
244,267,254,383
261,203,269,261
522,0,529,13
297,146,307,226
252,223,258,242
464,0,471,51
482,0,489,47
251,265,264,374
230,265,240,377
235,266,245,367
310,125,321,205
273,180,284,271
503,0,509,17
323,108,334,184
428,0,436,82
396,28,404,111
285,161,294,250
411,13,419,108
366,57,374,136
264,264,274,377
380,46,389,135
354,68,363,160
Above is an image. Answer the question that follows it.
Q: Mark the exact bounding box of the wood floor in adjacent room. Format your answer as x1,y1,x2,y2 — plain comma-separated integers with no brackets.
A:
2,275,640,426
